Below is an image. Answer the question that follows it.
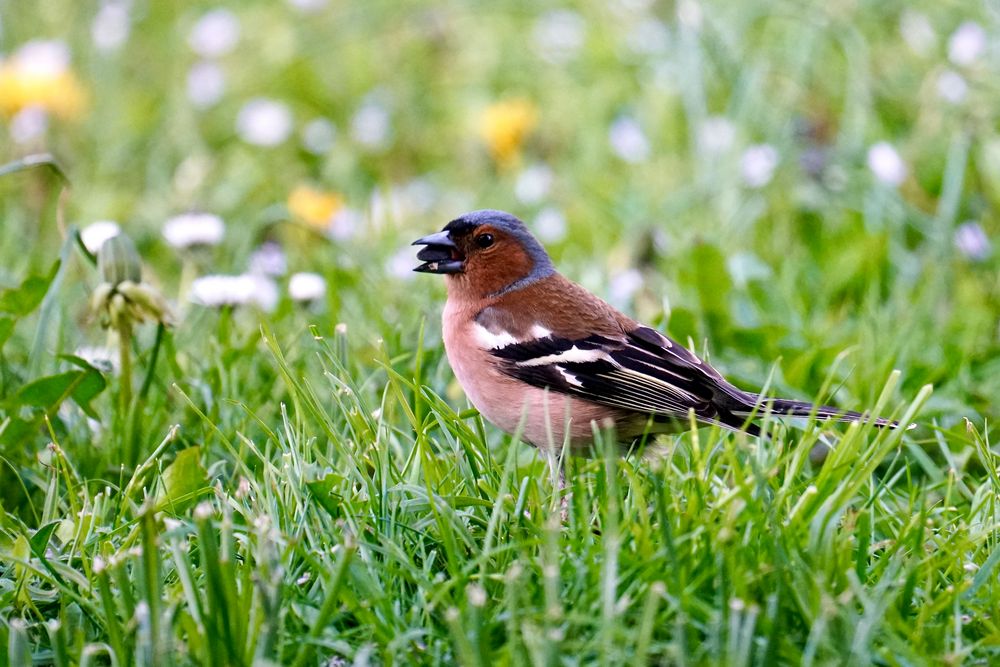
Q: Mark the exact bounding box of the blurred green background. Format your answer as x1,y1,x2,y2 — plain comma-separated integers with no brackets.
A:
2,1,1000,663
1,0,997,483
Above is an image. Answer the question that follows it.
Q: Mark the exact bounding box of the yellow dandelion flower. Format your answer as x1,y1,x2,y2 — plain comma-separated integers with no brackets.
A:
480,98,538,166
0,41,87,118
287,185,345,229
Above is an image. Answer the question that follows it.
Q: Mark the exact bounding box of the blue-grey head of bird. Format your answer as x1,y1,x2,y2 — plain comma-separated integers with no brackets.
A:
412,209,555,297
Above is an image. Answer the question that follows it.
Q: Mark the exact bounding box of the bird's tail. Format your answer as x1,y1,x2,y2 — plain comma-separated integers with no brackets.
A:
754,397,905,429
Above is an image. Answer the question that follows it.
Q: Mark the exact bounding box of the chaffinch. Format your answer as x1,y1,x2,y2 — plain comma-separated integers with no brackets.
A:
413,209,899,451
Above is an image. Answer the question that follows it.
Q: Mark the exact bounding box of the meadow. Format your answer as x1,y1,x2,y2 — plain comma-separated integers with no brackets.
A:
1,0,999,664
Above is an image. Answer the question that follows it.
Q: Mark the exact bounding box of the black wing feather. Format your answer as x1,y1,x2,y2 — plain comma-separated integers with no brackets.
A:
490,325,900,433
490,328,745,426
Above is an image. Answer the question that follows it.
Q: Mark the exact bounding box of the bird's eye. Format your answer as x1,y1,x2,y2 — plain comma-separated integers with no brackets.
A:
475,233,495,249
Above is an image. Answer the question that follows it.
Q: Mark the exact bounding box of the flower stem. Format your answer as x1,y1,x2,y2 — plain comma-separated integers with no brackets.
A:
118,320,133,419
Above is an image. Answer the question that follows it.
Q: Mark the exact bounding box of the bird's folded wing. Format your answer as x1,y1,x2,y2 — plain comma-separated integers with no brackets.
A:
489,325,738,420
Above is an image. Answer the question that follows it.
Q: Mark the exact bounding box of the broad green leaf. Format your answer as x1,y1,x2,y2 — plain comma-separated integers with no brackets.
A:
0,261,60,317
306,471,346,517
155,446,208,512
0,317,13,349
29,521,59,557
0,417,39,449
15,367,107,419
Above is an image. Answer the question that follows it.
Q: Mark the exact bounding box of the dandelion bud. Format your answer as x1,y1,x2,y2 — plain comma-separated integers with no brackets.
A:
98,232,142,286
91,232,172,329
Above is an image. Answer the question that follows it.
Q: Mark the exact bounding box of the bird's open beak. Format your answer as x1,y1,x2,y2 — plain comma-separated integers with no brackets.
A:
412,231,465,274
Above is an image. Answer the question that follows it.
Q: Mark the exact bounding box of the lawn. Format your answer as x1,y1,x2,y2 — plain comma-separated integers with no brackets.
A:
1,1,999,665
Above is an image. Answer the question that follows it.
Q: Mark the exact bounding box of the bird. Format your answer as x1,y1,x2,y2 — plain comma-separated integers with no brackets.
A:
413,209,901,452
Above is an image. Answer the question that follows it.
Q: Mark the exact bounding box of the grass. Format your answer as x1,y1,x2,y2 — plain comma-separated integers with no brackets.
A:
1,0,1000,665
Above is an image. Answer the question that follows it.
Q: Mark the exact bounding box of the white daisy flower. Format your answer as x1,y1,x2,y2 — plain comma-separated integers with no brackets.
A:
698,116,736,154
350,100,391,150
80,221,122,254
948,22,986,66
624,19,670,56
286,0,328,11
10,106,49,144
608,269,644,307
236,98,293,147
329,208,361,241
247,242,287,276
937,70,968,104
187,61,226,109
867,142,907,187
534,207,567,243
387,246,416,280
190,274,278,311
301,118,336,154
899,11,935,56
92,1,130,53
609,115,651,163
13,40,71,77
163,212,225,249
288,272,326,302
740,144,779,188
954,222,991,261
515,164,554,205
533,10,586,63
188,9,240,58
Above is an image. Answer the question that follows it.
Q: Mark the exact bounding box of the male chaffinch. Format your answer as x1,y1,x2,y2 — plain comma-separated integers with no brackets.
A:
413,209,899,450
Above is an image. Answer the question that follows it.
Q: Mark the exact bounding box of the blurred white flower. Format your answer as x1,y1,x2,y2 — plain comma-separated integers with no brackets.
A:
948,22,986,66
236,98,293,147
350,100,391,150
289,272,326,302
173,155,211,197
676,0,702,30
954,222,992,261
609,115,650,163
163,212,225,249
534,207,567,243
329,208,361,241
515,164,554,204
75,345,117,374
301,118,336,154
698,116,735,154
867,142,907,187
286,0,329,11
387,246,417,280
899,11,935,56
9,106,48,144
80,221,122,254
187,61,225,109
612,0,655,13
608,269,644,306
248,241,287,276
533,10,586,63
625,19,670,56
190,274,278,311
188,9,240,58
368,189,400,230
399,178,437,214
14,40,71,77
92,1,130,53
936,70,968,104
740,144,779,188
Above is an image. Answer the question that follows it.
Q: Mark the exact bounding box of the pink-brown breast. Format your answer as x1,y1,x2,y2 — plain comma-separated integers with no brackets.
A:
441,289,642,450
